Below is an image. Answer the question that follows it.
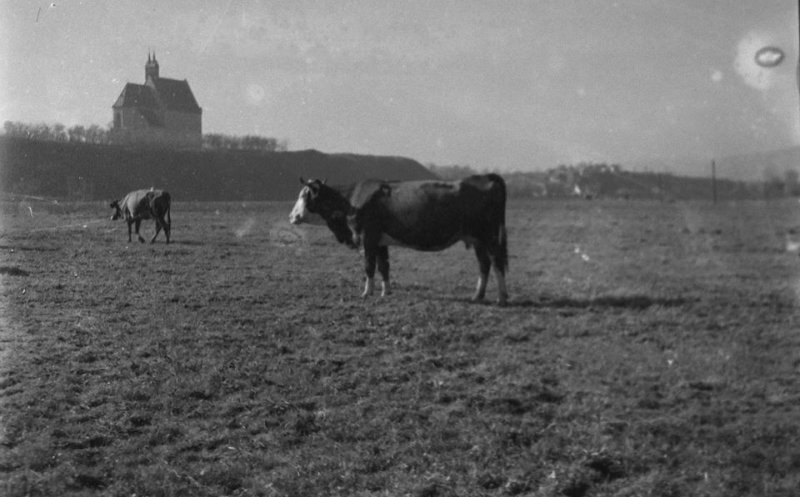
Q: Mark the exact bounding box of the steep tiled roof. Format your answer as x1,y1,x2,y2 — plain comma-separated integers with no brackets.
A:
113,79,201,114
151,78,201,113
112,83,159,109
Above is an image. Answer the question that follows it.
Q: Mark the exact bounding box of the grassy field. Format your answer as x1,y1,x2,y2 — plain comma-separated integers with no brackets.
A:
1,197,799,496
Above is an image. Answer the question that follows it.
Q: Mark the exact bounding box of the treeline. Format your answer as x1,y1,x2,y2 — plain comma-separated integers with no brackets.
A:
2,121,288,152
3,121,110,144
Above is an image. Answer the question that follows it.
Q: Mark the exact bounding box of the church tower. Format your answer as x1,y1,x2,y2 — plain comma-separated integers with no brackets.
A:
145,51,160,81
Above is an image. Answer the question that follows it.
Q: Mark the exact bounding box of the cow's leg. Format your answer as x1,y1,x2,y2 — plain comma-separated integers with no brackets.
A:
126,220,133,242
151,218,162,244
490,226,509,305
472,245,491,302
135,219,145,243
492,264,508,306
377,246,390,297
362,246,378,298
164,214,171,244
489,250,508,307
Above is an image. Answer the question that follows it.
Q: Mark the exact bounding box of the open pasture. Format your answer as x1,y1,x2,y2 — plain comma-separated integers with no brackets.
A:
1,197,799,496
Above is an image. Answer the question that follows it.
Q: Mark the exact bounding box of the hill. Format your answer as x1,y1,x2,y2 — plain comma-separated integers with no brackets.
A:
0,136,436,201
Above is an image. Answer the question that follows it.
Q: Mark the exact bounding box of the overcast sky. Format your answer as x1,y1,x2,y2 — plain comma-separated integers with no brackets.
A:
1,1,798,172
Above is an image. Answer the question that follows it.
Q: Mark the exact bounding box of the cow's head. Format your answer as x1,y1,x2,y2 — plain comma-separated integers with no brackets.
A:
289,178,327,226
289,178,357,248
109,200,123,220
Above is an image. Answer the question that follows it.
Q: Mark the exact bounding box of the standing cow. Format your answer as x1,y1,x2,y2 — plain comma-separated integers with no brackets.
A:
289,174,508,305
110,189,171,244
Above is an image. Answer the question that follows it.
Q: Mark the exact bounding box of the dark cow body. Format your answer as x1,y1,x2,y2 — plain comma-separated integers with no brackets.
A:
110,189,171,244
290,174,508,304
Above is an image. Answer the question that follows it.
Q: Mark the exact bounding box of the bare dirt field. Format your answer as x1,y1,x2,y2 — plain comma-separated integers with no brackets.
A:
1,197,799,496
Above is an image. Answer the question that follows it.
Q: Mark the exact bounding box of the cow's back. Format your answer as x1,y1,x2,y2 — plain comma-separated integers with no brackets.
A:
379,177,501,227
122,189,170,220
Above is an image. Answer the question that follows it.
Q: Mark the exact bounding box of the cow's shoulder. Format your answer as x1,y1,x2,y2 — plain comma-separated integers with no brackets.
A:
349,179,391,209
124,189,152,204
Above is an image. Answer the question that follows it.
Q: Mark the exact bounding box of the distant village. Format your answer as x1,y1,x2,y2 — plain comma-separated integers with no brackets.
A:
429,162,794,201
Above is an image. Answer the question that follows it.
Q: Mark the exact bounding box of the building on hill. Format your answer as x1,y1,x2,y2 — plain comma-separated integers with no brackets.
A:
110,52,202,149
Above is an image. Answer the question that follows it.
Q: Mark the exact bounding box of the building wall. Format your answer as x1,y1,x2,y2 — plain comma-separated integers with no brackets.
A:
110,122,200,149
112,108,201,149
163,110,201,136
115,108,153,130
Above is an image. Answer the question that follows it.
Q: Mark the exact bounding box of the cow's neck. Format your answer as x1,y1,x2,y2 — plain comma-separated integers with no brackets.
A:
319,188,353,222
318,190,356,247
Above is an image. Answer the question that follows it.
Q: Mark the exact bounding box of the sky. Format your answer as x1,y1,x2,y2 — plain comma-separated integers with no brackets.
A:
1,0,799,173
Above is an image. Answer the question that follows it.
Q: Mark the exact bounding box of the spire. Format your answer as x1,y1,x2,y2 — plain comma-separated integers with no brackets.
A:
145,50,159,81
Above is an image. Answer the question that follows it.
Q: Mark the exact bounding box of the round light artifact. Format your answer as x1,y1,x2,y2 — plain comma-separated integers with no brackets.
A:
754,46,784,68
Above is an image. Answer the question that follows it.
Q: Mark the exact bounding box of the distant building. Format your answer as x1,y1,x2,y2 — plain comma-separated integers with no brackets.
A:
111,52,202,149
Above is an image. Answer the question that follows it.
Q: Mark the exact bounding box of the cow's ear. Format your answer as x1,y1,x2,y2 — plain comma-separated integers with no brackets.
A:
299,176,306,185
322,178,327,185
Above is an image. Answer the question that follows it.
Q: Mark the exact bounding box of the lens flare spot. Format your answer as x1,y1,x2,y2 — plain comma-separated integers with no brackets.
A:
245,84,266,105
754,46,785,68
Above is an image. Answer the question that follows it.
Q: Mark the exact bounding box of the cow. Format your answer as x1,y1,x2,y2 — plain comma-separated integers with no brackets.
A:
289,174,508,305
110,189,171,244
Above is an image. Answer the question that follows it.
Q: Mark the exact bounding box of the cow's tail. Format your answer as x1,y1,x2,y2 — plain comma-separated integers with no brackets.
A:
488,173,508,273
163,192,172,227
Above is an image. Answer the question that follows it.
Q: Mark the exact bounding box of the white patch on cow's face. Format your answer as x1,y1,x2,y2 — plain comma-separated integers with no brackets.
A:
289,187,325,225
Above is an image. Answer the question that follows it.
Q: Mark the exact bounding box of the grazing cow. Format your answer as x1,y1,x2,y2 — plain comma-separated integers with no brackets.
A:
289,175,508,305
110,189,171,244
